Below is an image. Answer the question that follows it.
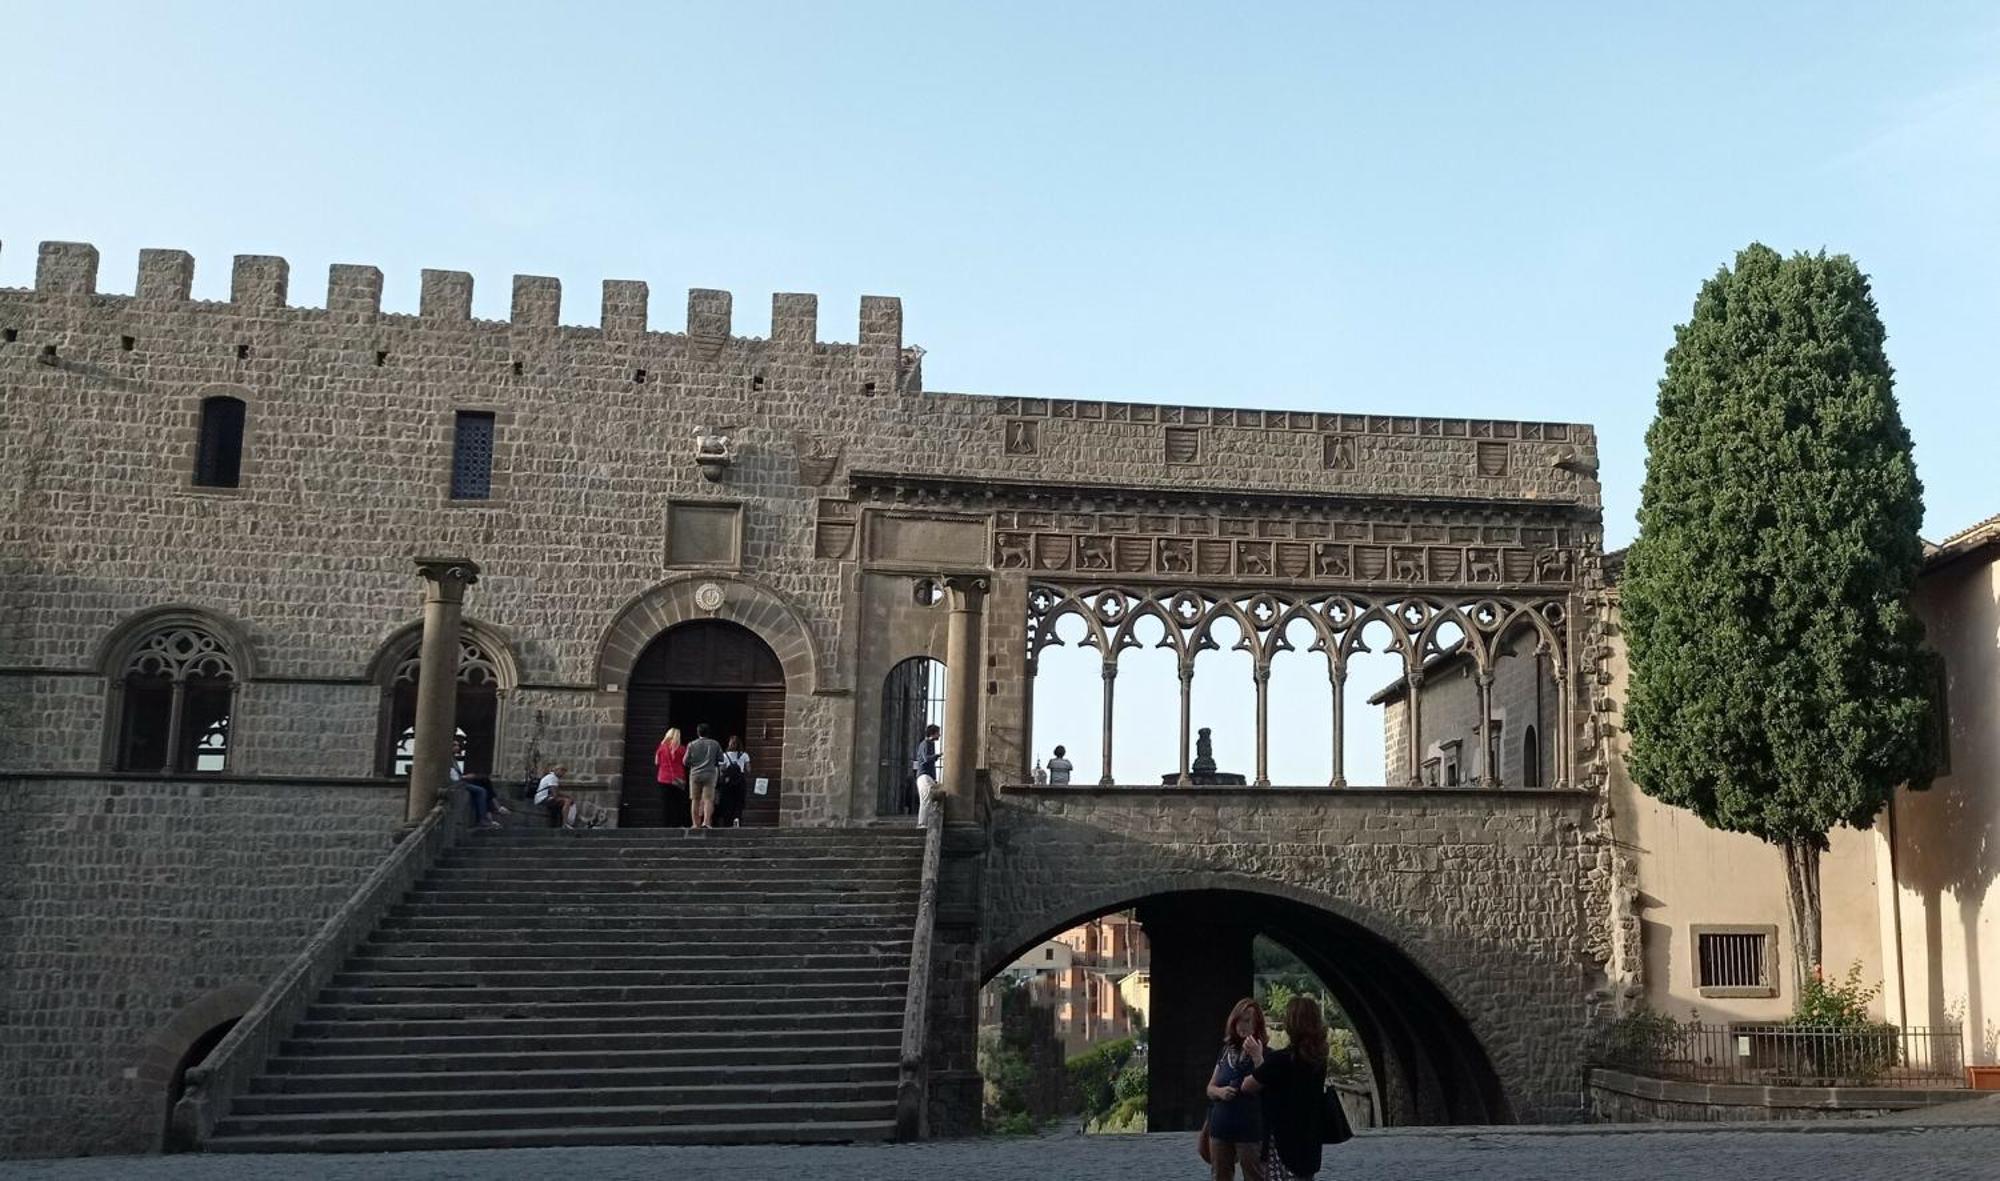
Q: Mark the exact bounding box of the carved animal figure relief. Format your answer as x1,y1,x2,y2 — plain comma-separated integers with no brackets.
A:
1392,549,1427,582
1315,544,1350,578
1158,538,1194,574
1239,545,1273,576
995,533,1032,569
1077,536,1113,571
1467,550,1500,582
1534,548,1573,582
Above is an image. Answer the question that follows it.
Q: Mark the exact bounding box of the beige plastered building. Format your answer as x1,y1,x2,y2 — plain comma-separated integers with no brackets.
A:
1604,520,1998,1050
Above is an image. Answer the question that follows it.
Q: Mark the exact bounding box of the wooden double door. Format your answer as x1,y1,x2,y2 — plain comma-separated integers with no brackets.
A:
621,620,786,827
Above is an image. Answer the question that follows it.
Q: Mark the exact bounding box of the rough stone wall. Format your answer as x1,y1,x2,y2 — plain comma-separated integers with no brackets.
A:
983,785,1617,1123
0,777,402,1158
1,239,1599,825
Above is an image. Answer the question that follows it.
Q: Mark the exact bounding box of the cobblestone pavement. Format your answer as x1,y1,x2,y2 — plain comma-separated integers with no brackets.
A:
8,1126,2000,1181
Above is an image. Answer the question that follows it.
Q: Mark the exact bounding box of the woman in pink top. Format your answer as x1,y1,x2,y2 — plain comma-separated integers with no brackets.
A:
655,728,690,828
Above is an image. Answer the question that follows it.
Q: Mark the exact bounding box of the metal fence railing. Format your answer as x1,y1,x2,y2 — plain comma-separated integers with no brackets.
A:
1601,1022,1966,1089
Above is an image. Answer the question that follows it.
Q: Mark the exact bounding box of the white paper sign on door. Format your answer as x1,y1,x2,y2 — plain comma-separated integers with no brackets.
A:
753,777,770,796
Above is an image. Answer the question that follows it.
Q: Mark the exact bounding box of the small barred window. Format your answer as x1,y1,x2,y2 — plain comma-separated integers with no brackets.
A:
1696,929,1772,993
451,411,495,500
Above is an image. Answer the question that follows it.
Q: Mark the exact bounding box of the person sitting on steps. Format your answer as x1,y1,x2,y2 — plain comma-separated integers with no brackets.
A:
535,764,577,828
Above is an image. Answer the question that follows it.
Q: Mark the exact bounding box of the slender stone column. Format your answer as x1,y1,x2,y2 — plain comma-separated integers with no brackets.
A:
408,557,480,824
1475,670,1495,786
1098,661,1117,786
1404,667,1427,787
1551,649,1571,789
1253,661,1271,787
941,576,987,822
1176,661,1194,785
1329,663,1346,788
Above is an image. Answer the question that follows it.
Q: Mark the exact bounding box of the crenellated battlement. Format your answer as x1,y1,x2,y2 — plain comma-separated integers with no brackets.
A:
2,239,902,351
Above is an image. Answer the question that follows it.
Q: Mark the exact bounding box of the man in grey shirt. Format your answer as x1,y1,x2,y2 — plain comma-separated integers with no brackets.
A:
685,724,724,829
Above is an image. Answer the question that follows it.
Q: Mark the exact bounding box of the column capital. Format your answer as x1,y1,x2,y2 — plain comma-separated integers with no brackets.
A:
415,556,481,603
942,574,988,609
1252,662,1271,683
1101,660,1119,681
1406,668,1427,690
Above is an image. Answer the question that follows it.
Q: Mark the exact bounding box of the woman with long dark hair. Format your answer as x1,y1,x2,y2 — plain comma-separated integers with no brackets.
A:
1202,997,1269,1181
1242,994,1349,1179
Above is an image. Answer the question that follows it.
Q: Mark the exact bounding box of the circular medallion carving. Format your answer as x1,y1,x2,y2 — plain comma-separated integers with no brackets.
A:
693,582,725,613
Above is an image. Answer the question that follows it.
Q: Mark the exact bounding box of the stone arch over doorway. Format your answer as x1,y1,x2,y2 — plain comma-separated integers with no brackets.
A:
595,574,823,697
981,878,1510,1129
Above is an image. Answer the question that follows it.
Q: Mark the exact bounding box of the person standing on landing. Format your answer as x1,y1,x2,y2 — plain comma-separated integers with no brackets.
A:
1046,745,1074,786
717,735,751,827
684,724,724,829
655,728,689,828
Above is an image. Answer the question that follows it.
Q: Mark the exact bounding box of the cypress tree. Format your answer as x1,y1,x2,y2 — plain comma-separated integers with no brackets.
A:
1622,244,1937,995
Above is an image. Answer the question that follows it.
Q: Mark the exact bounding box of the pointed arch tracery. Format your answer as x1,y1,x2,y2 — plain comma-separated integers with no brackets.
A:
1026,581,1572,789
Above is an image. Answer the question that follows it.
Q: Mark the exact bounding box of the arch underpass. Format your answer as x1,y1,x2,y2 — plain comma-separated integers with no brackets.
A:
974,783,1611,1125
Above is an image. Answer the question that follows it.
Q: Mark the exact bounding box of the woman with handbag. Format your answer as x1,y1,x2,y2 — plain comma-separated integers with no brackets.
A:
1241,995,1352,1179
1201,997,1269,1181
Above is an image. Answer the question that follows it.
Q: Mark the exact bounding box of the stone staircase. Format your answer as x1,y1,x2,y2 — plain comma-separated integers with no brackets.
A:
204,826,927,1152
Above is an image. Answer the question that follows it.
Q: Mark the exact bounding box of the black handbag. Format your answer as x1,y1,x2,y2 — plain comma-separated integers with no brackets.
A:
1322,1086,1355,1145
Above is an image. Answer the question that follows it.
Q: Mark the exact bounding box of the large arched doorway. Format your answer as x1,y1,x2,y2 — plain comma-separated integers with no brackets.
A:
622,620,786,827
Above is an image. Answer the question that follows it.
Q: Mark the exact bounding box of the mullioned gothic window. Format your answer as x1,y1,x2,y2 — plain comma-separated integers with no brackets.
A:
112,623,239,773
376,633,507,778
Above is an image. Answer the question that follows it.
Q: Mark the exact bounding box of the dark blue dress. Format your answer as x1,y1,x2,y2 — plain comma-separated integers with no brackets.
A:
1208,1044,1264,1144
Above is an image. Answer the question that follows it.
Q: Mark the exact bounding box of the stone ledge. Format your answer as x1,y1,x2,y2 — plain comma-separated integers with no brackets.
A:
1586,1066,1980,1122
999,782,1596,801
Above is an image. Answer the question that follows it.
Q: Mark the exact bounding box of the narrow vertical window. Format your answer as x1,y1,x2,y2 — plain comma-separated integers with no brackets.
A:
451,411,496,500
193,396,246,488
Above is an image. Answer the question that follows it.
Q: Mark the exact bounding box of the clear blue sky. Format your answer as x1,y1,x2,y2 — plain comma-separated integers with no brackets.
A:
5,3,1994,782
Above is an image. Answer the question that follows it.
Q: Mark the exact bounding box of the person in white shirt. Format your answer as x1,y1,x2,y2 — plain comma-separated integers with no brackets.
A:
1046,745,1074,786
534,764,576,828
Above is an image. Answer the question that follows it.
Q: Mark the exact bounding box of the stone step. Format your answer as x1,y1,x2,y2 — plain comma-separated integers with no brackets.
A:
384,908,920,924
297,1001,903,1034
212,1096,895,1139
467,830,923,847
279,1026,902,1061
306,995,903,1024
442,849,921,864
424,868,921,887
321,979,905,1004
342,948,898,973
403,888,916,907
234,1077,897,1116
338,957,907,980
359,932,914,953
203,1117,897,1153
251,1060,899,1096
341,949,905,971
266,1041,893,1075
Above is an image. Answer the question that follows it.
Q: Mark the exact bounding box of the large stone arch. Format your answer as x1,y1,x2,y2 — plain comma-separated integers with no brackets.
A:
978,787,1605,1125
595,574,825,697
979,871,1512,1128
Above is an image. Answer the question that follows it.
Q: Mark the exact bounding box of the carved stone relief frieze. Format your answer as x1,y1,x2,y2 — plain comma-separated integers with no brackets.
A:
989,506,1582,588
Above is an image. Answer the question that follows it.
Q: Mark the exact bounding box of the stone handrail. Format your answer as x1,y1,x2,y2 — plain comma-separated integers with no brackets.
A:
894,785,947,1139
169,795,466,1148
